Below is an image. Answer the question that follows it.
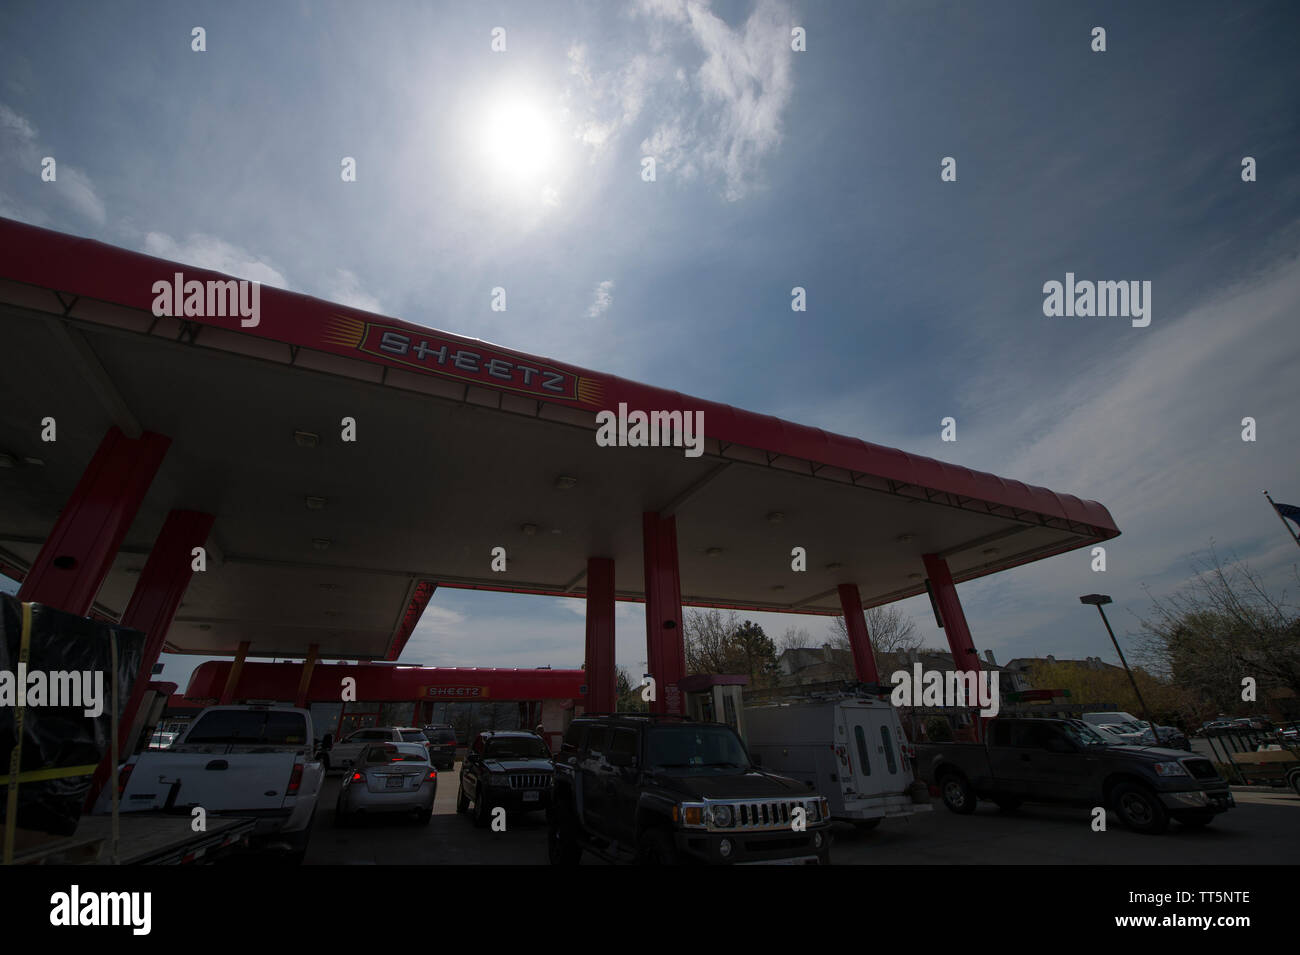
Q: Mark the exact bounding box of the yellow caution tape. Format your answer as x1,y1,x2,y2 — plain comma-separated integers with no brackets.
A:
0,764,100,786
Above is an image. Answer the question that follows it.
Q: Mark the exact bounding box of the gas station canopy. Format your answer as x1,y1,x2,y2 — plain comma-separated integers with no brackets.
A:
0,218,1119,661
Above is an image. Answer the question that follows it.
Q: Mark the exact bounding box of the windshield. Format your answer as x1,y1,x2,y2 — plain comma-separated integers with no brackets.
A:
1060,722,1108,747
646,725,751,774
484,737,549,759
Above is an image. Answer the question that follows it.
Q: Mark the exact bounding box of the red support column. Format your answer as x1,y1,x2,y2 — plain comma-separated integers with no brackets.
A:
837,584,880,684
922,554,985,739
584,557,617,714
85,508,214,805
18,427,171,615
642,513,687,715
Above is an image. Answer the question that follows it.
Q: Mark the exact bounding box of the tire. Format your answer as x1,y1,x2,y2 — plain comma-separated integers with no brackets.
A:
1112,782,1169,834
993,798,1022,812
939,773,977,815
472,785,491,829
638,827,681,865
547,815,582,865
456,784,469,814
1176,812,1215,828
1289,772,1300,797
850,818,882,831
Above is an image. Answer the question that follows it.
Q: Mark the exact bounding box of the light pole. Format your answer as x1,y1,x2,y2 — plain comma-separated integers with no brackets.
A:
1079,594,1160,743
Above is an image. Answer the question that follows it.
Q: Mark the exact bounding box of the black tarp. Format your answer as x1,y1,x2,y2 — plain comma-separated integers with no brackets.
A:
1,595,145,835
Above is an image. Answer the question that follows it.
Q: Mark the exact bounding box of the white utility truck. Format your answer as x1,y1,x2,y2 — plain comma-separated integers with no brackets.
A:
109,703,323,861
744,691,931,829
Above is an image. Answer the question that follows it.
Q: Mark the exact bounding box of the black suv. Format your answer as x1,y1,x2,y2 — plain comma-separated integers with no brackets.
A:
548,714,832,865
457,730,554,827
422,723,459,770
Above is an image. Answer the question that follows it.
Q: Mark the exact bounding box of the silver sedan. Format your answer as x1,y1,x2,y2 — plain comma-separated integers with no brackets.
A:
335,742,438,826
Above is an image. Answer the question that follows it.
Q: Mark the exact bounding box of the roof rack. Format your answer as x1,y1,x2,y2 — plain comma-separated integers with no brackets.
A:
744,680,894,704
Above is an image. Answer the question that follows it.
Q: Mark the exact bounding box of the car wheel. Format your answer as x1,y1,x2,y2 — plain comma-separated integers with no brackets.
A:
1112,782,1169,834
456,784,469,814
993,798,1022,812
637,827,680,865
1289,771,1300,797
939,773,977,815
472,785,491,828
1176,812,1215,828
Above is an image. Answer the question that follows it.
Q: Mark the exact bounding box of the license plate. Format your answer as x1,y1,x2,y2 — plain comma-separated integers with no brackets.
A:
386,776,403,789
523,791,539,802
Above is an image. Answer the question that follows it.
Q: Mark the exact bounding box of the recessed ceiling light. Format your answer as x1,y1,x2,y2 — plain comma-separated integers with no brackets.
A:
23,457,45,467
770,584,786,592
908,572,922,580
766,511,784,524
554,475,578,490
305,496,327,510
824,562,843,570
705,547,723,558
896,533,915,544
0,453,16,468
312,538,331,551
521,523,538,536
294,430,320,448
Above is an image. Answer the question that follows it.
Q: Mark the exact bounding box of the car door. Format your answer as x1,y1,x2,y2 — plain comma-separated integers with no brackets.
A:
1016,722,1096,803
461,734,486,801
605,727,642,845
578,724,611,836
984,720,1035,796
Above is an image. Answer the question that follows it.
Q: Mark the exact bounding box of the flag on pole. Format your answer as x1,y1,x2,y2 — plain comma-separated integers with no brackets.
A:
1264,491,1300,549
1273,500,1300,530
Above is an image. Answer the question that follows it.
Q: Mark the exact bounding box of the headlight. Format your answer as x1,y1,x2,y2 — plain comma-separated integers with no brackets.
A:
806,800,821,822
709,804,735,828
1153,761,1189,777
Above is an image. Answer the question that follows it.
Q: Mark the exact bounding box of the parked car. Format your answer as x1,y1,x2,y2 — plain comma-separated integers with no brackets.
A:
744,694,930,829
915,717,1234,834
113,704,323,861
422,724,459,770
323,726,430,771
457,730,554,827
548,714,832,865
335,742,437,826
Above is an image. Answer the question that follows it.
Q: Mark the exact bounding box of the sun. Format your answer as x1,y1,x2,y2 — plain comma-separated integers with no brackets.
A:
477,93,561,197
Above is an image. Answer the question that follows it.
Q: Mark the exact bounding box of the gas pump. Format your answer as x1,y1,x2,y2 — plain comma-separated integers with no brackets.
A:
679,674,750,742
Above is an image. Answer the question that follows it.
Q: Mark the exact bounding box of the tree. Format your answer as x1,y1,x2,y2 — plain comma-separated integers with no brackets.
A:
826,604,922,679
683,609,780,688
615,665,647,712
1135,546,1300,720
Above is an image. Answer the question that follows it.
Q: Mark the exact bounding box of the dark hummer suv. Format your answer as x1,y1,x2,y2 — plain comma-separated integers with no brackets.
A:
916,717,1235,834
457,730,554,827
547,714,833,865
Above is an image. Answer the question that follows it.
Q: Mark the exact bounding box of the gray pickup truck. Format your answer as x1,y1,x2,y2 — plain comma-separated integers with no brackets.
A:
915,717,1233,833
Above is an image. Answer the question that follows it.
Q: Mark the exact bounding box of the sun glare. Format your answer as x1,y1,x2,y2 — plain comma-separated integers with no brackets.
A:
478,93,561,198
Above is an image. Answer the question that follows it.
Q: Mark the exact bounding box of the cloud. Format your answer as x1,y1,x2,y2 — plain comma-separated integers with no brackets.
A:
141,231,288,288
566,0,796,199
319,268,384,314
0,102,106,225
586,279,615,318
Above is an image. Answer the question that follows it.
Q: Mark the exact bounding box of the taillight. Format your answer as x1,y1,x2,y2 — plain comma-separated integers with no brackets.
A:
287,763,304,795
427,770,437,780
350,771,363,783
117,763,134,796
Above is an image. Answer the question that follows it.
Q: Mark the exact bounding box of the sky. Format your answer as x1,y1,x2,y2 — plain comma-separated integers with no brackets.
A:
2,0,1298,692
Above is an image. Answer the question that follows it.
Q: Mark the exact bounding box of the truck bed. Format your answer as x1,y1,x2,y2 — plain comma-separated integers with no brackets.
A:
11,812,256,865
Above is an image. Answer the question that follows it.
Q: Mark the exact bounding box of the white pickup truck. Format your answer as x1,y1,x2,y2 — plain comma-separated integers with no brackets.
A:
110,704,323,861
